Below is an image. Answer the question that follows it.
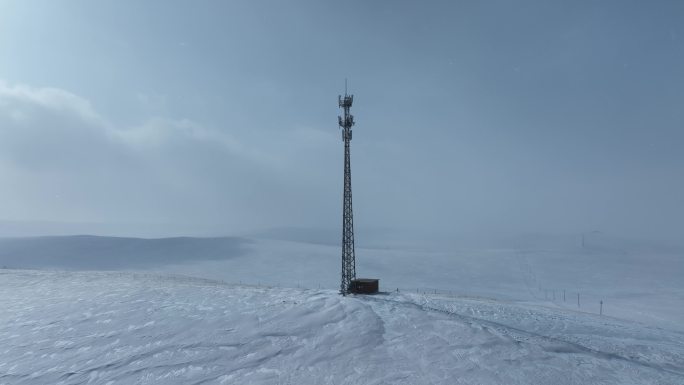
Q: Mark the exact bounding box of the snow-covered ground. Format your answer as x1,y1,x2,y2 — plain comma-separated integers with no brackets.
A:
153,236,684,332
0,234,683,384
1,270,683,384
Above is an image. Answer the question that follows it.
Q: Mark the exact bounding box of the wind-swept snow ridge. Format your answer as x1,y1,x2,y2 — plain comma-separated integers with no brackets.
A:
0,270,683,384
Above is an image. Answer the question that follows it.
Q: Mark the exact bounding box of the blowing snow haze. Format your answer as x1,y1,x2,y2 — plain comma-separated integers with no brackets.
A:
1,0,683,245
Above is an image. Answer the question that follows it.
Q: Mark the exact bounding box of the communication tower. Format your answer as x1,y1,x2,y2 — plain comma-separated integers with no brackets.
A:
338,83,356,295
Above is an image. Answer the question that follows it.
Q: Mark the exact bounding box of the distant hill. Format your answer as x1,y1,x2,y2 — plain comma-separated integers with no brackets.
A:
0,233,682,332
0,235,250,270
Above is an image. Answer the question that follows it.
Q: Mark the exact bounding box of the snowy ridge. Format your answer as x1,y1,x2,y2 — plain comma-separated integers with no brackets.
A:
0,236,249,270
1,270,683,384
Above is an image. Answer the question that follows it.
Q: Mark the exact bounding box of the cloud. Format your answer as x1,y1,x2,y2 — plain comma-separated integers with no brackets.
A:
0,81,292,231
0,83,111,169
0,81,279,166
0,82,102,124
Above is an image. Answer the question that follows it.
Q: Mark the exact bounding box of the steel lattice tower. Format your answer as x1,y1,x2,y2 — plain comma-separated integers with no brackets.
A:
338,86,356,295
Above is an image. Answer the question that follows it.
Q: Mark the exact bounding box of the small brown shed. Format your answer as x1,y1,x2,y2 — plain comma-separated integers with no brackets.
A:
349,278,379,294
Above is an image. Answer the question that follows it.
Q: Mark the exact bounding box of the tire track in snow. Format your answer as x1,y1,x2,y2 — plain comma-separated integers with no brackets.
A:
362,294,684,379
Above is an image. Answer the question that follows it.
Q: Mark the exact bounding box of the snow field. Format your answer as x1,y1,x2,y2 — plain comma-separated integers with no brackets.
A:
1,270,683,384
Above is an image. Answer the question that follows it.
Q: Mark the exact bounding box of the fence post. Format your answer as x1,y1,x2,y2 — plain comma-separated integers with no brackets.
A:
600,300,603,315
563,290,566,302
577,293,580,308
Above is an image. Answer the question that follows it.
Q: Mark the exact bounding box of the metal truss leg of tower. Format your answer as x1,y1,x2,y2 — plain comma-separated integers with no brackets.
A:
341,138,356,295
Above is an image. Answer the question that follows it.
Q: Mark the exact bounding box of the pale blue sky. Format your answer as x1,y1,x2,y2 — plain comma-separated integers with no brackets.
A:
0,1,682,242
